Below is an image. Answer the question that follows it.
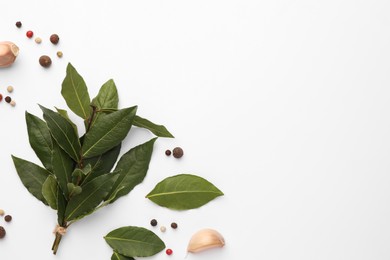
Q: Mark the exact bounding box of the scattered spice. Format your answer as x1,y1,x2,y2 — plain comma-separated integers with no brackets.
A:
39,55,52,68
0,226,5,239
4,215,12,222
150,219,157,227
160,226,166,232
165,149,171,156
4,96,11,103
172,147,184,158
166,249,173,255
50,34,60,44
10,100,16,107
15,21,22,28
26,30,33,38
56,51,63,58
34,37,42,44
170,222,178,229
0,94,2,102
0,209,4,216
7,86,14,93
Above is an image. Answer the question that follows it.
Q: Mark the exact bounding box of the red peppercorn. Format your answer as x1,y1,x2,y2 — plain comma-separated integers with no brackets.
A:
26,30,33,38
0,94,3,102
166,249,173,255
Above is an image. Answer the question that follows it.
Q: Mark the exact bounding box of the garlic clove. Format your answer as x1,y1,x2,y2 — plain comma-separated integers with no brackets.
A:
187,228,225,253
0,41,19,68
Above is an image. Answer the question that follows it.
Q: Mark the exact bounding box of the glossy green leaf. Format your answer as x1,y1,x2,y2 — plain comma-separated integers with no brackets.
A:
55,107,78,135
111,252,134,260
40,105,81,162
146,174,224,210
133,115,174,138
52,142,74,197
82,106,137,158
65,173,119,221
82,144,121,185
25,112,53,172
105,138,156,203
42,175,58,210
92,79,119,109
57,190,67,226
61,63,91,119
11,155,50,205
104,226,165,257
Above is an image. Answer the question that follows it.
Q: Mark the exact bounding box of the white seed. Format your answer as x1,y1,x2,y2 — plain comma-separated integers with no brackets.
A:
10,100,16,107
0,209,4,216
7,85,13,93
187,228,225,253
160,226,166,232
35,37,42,44
0,41,19,67
57,51,63,58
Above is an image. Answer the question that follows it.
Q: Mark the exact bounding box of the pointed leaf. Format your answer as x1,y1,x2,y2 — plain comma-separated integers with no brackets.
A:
133,115,174,138
104,226,165,257
55,107,78,135
82,106,137,158
42,175,58,210
61,63,92,119
146,174,224,210
11,155,50,205
111,252,134,260
106,138,156,203
25,112,53,171
41,105,81,161
82,143,121,185
52,142,74,197
92,79,119,109
57,190,67,226
65,173,119,221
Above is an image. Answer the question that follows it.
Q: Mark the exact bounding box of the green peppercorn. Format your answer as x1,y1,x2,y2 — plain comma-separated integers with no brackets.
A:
0,226,5,239
39,55,52,68
150,219,157,227
4,215,12,222
172,147,184,158
171,222,178,229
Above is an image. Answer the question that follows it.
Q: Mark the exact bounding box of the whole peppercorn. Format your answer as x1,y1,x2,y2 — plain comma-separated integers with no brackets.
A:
34,37,42,44
10,100,16,107
160,226,166,232
170,222,178,229
4,96,11,103
15,21,22,28
165,149,172,156
26,30,33,38
0,94,3,102
0,209,4,216
7,86,14,93
150,219,157,227
50,34,60,44
57,51,63,58
166,249,173,255
4,215,12,222
172,147,184,158
39,55,52,68
0,226,5,239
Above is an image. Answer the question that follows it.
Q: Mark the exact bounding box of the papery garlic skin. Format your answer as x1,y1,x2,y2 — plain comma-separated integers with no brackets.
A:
187,228,225,253
0,41,19,67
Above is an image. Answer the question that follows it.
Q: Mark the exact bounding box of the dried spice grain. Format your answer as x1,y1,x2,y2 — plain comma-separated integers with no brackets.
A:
0,94,3,102
150,219,158,227
172,147,184,158
166,249,173,255
0,226,5,238
160,226,166,232
50,34,60,44
4,215,12,222
10,100,16,107
56,51,63,58
170,222,178,229
7,86,14,93
0,209,4,216
4,96,11,103
26,30,33,38
165,149,171,156
34,37,42,44
39,55,52,68
15,21,22,28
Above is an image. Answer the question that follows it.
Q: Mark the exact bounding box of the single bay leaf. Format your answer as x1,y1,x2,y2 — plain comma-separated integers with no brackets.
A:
65,173,119,221
52,141,74,197
55,107,78,135
146,174,224,210
40,105,81,162
25,112,53,172
11,155,50,205
92,79,119,109
133,115,174,138
57,189,67,226
104,226,165,257
82,143,121,185
42,175,58,210
111,251,134,260
61,63,92,119
82,106,137,158
105,138,156,203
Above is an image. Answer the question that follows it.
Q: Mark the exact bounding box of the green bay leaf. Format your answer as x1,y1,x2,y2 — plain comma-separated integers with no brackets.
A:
82,106,137,158
42,175,58,210
40,105,81,162
12,155,50,205
55,107,78,135
104,226,165,257
133,115,174,138
111,251,134,260
25,112,53,172
52,141,74,198
61,63,92,119
92,79,119,109
105,138,156,203
65,173,119,221
146,174,224,210
57,190,67,226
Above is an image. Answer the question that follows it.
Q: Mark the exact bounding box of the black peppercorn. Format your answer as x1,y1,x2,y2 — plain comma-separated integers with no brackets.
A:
39,55,52,68
150,219,157,227
171,222,178,229
172,147,184,158
15,21,22,28
50,34,60,44
0,226,5,239
4,215,12,222
4,96,11,103
165,150,171,156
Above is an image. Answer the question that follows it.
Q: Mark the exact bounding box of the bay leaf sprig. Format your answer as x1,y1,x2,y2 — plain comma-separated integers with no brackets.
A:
12,63,173,255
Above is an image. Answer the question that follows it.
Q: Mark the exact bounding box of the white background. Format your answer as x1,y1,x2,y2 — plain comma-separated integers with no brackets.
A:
1,0,390,259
